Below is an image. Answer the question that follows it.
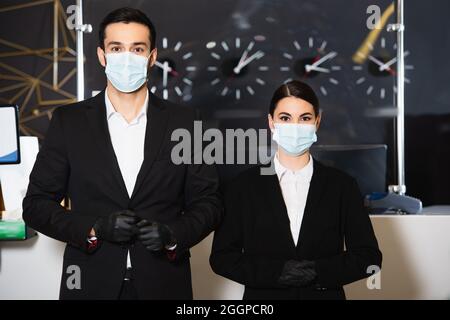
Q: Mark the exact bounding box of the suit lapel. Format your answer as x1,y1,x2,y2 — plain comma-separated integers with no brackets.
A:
258,158,328,253
84,90,129,203
295,159,328,253
259,162,297,252
130,93,169,200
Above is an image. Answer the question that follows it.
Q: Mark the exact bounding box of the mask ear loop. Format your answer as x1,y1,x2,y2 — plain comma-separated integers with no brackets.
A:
313,115,320,132
103,50,108,68
146,48,156,81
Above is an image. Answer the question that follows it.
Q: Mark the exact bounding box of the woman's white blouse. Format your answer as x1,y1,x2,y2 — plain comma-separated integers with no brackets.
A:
273,154,314,246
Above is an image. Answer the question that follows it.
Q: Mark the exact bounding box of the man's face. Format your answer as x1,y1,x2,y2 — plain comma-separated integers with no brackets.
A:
97,22,157,69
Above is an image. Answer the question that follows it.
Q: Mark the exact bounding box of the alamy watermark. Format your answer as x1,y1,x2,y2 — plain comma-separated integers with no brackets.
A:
66,264,81,290
170,121,276,175
366,5,382,30
367,265,382,290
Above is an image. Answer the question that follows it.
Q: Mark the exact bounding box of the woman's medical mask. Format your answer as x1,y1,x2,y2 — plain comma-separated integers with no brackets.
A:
105,52,149,93
272,123,317,156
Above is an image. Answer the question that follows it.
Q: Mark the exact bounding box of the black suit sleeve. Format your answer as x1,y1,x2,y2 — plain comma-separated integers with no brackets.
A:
166,113,223,253
22,108,98,249
210,181,285,289
315,177,382,288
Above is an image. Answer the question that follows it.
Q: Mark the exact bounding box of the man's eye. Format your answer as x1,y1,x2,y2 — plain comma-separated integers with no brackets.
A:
111,47,121,52
134,48,144,53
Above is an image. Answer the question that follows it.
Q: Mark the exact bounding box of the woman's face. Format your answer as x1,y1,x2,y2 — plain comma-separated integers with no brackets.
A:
268,96,321,130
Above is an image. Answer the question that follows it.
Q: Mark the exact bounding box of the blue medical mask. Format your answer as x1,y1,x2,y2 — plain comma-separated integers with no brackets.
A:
272,123,317,156
105,52,149,93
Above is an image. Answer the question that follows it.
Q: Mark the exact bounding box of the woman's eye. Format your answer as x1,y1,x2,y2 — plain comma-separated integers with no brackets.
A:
301,117,312,121
280,116,290,122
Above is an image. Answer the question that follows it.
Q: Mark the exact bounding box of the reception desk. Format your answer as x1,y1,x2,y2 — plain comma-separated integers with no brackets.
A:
345,208,450,300
1,208,450,300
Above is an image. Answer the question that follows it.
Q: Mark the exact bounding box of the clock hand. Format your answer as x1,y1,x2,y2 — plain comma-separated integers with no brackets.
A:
380,57,397,71
237,49,249,67
233,50,250,75
305,51,337,72
306,66,330,73
380,51,409,71
154,60,164,69
169,69,179,77
234,50,265,74
155,60,173,73
368,55,395,75
233,48,249,74
368,55,388,69
162,61,169,88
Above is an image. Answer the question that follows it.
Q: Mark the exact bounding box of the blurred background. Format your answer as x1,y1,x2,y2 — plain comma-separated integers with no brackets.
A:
1,0,449,205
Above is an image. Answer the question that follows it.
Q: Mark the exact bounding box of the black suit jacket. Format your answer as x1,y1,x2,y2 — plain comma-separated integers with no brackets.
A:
23,89,222,300
210,160,382,300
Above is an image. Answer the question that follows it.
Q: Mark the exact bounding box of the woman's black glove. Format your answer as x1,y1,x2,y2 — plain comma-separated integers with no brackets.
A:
137,220,177,251
93,210,139,244
277,260,318,287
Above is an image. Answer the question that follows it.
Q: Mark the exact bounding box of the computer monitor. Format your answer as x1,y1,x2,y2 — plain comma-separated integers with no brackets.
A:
0,105,21,165
311,145,387,196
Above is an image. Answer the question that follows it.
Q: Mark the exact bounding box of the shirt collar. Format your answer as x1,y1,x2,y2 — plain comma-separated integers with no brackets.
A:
274,152,314,182
105,88,149,123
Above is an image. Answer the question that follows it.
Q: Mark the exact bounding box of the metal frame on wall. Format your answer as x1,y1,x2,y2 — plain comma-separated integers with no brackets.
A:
0,0,78,139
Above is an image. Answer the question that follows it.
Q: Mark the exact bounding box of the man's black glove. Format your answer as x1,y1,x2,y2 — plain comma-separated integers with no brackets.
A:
93,210,139,244
277,260,317,287
137,219,176,251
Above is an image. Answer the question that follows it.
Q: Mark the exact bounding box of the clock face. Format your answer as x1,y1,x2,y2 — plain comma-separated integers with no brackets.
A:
352,36,414,103
149,37,197,102
205,36,270,101
279,36,343,97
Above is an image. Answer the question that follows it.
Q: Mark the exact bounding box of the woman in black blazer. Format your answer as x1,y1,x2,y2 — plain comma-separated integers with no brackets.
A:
210,80,382,300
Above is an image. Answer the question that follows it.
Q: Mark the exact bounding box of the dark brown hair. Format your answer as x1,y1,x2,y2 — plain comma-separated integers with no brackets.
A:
269,80,319,117
99,7,156,50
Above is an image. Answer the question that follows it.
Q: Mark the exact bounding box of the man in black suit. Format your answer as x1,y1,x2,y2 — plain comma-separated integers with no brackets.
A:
22,7,222,300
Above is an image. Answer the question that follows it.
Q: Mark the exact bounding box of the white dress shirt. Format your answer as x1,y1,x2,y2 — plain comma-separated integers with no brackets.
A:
274,153,314,246
105,88,148,268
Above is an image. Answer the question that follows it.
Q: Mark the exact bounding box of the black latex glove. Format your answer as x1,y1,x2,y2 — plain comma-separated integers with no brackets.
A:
277,260,317,287
137,220,176,251
93,210,139,243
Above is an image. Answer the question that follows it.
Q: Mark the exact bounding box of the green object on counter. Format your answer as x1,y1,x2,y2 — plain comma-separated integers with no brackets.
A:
0,219,26,240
